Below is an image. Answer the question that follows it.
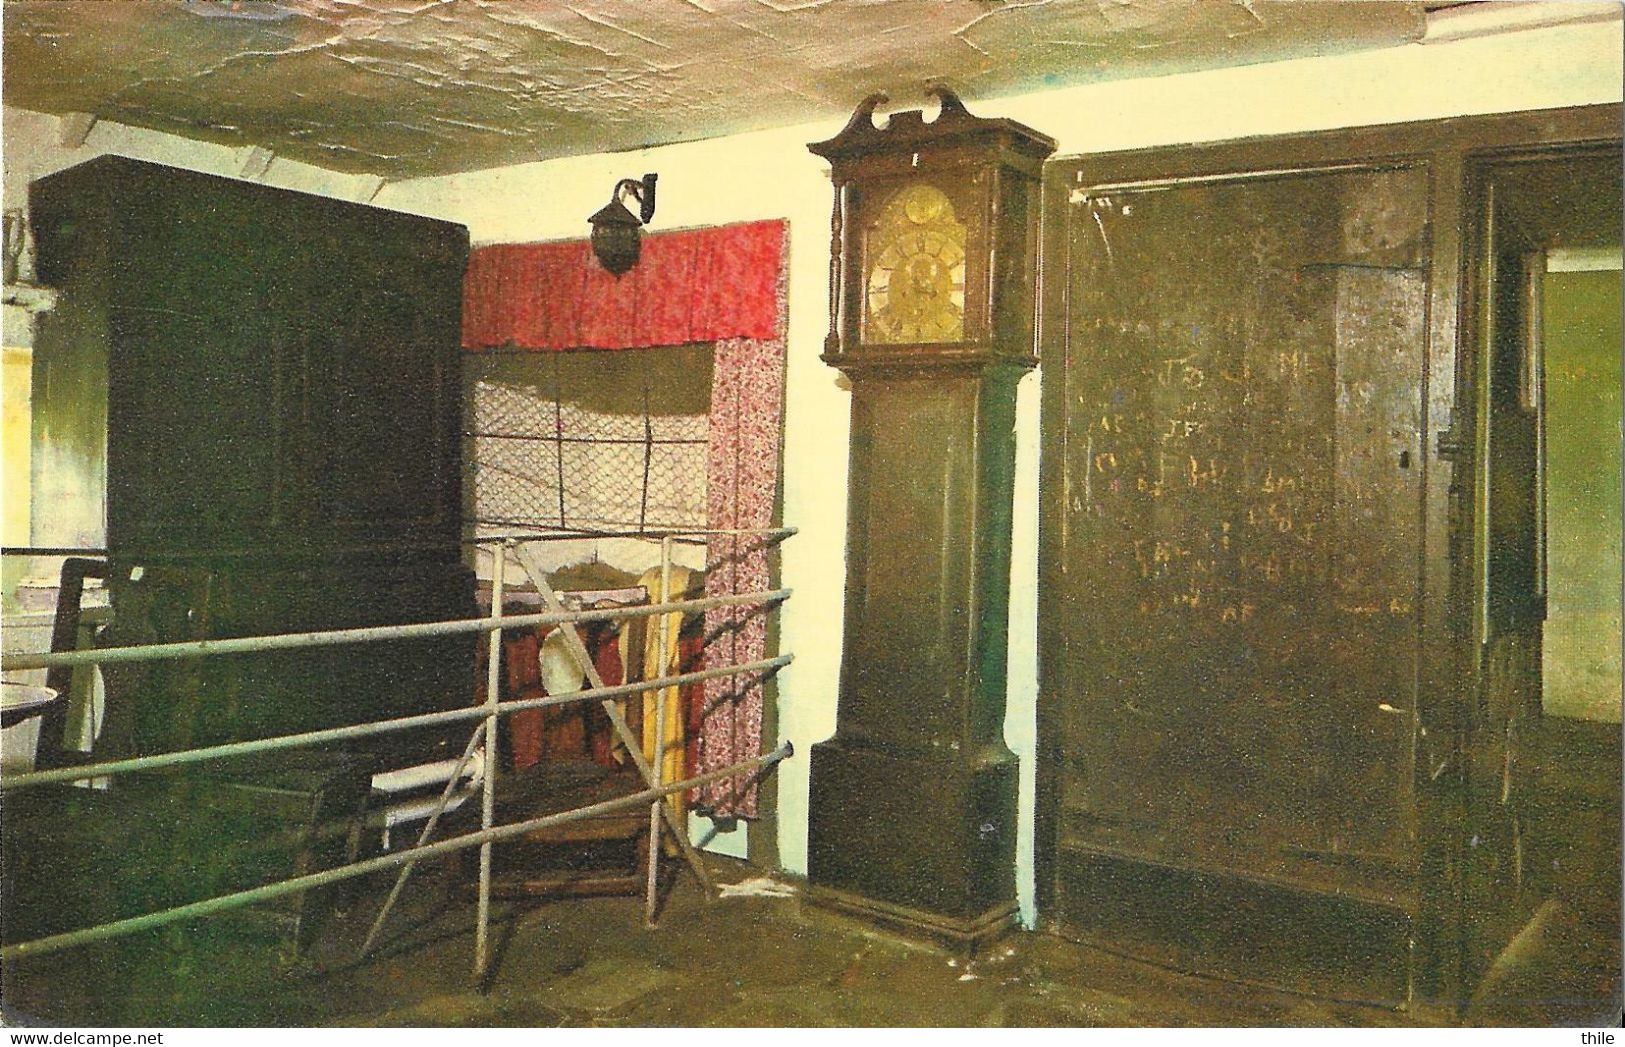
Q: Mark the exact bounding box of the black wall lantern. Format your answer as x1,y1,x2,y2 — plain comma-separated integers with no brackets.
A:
589,173,658,276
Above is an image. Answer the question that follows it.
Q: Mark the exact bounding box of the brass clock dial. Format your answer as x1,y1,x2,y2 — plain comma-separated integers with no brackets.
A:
863,183,967,345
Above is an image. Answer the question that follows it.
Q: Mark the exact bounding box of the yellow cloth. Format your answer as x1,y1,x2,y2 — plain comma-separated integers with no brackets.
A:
637,566,692,816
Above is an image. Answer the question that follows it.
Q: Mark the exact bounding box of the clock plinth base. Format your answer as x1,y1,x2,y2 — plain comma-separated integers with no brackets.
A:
806,735,1019,949
805,886,1019,956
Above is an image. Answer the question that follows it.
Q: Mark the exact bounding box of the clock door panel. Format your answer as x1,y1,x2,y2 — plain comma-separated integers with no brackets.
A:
840,375,978,750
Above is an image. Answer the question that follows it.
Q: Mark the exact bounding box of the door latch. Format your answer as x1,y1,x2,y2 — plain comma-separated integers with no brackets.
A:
1435,424,1466,462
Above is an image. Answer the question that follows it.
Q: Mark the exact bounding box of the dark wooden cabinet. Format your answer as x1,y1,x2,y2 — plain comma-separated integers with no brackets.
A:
29,156,473,762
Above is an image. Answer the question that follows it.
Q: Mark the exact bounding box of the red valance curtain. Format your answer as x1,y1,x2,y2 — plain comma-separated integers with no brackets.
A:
462,220,785,351
461,219,786,819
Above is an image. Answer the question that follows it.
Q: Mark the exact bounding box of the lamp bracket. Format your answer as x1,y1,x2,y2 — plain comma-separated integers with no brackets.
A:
615,174,658,225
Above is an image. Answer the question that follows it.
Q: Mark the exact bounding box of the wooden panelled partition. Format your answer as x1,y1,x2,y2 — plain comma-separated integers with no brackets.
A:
1035,106,1621,1009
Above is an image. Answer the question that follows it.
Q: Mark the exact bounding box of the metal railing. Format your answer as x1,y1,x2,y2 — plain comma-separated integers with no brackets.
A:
0,527,795,977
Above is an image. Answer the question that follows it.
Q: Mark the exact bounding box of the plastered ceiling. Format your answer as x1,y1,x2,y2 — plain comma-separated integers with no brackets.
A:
4,0,1427,179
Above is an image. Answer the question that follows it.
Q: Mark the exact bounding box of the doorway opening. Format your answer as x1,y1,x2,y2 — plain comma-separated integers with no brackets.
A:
1477,150,1622,726
1533,252,1621,724
1466,148,1622,1014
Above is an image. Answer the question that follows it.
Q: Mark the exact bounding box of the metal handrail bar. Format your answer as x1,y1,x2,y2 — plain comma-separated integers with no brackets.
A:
2,530,797,976
473,525,795,540
473,528,506,975
1,654,791,791
0,526,797,562
1,588,791,672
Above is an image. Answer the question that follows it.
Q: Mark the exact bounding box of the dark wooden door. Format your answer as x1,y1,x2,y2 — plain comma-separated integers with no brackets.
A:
1040,152,1433,999
1035,108,1621,1009
301,199,466,555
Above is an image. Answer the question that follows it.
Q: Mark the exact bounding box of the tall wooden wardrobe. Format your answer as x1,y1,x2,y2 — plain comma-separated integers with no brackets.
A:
28,155,474,765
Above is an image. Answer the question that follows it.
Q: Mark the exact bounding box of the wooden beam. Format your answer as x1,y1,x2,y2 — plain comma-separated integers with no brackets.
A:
57,113,97,150
237,146,274,181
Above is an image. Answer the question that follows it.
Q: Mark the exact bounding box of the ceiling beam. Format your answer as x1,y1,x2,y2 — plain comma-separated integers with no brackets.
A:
57,112,97,149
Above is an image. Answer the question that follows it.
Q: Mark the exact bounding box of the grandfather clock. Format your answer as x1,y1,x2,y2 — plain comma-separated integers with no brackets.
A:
805,87,1054,946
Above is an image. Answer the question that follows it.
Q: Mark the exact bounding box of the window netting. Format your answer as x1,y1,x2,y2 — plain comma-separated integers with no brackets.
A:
465,348,712,532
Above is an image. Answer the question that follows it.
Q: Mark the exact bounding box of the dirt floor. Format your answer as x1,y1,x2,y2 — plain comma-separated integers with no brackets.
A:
3,852,1618,1029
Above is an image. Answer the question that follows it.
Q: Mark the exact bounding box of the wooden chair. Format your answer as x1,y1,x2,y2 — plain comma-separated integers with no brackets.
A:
457,758,663,900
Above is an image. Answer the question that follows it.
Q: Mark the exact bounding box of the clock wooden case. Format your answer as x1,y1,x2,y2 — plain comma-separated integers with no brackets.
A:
806,88,1054,946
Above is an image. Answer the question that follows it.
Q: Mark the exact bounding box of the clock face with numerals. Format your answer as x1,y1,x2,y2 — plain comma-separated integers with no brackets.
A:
863,183,967,345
